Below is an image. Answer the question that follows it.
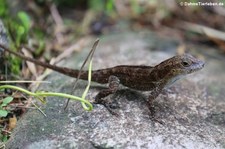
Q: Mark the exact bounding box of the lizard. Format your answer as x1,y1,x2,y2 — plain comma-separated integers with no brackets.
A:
0,44,205,115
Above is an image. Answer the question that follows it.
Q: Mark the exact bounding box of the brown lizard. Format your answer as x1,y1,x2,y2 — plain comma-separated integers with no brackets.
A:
0,44,205,114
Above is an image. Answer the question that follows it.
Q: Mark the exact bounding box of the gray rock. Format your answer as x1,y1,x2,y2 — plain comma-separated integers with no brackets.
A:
6,31,225,149
0,19,8,74
0,19,8,49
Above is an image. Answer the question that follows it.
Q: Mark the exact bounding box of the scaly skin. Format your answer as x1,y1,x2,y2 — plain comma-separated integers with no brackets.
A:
0,44,205,115
0,45,204,89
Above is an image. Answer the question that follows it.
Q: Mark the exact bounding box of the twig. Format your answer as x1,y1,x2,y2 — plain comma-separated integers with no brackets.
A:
0,81,50,83
64,39,99,110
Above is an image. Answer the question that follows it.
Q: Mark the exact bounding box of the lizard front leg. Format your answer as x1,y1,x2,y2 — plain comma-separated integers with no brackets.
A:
147,86,164,116
147,85,169,124
94,75,120,114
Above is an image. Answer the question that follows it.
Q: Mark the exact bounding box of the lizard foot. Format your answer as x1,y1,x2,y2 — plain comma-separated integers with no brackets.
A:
104,104,120,116
147,103,164,125
149,114,165,125
92,75,121,116
93,99,120,116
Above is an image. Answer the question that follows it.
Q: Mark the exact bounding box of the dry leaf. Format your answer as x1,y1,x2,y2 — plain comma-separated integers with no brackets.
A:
22,47,37,77
8,115,17,131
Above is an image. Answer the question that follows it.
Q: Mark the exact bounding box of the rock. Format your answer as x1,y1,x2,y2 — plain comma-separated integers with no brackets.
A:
0,20,9,74
6,31,225,149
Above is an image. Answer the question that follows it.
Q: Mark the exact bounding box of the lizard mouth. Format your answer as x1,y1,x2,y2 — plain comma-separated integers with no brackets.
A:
190,60,205,73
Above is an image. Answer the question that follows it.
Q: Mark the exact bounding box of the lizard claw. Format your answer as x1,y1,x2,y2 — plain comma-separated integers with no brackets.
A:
108,101,120,109
93,99,120,116
147,103,165,124
149,115,165,125
105,107,120,117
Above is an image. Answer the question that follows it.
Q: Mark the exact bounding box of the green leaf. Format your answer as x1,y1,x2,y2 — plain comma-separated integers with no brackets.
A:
0,0,8,17
1,103,6,107
16,25,25,46
88,0,104,11
17,11,31,32
2,134,8,142
106,0,114,12
0,110,8,117
2,96,13,105
17,25,25,36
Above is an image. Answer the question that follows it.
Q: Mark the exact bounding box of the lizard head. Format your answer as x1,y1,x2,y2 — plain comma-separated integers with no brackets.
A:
170,54,205,76
155,53,205,87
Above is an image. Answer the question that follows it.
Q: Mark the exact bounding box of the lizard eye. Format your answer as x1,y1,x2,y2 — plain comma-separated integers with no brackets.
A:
181,61,190,67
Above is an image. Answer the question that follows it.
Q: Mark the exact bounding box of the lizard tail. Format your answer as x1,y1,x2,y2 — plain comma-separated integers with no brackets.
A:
0,44,90,80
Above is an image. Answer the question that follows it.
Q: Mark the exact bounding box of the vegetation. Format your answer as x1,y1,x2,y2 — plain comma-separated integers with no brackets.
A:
0,97,13,117
0,0,225,144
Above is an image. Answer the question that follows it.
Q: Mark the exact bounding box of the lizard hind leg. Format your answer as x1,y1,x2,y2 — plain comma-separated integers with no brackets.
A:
94,75,120,114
